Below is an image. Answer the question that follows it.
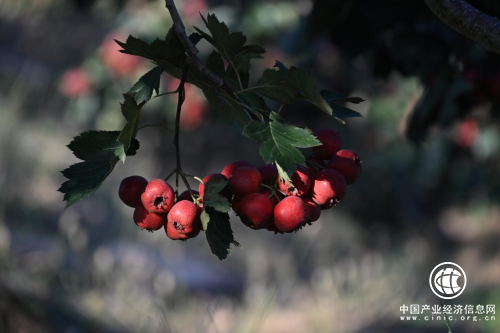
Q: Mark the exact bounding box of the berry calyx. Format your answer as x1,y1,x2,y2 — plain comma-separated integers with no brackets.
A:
327,149,362,184
229,166,262,198
274,196,310,233
258,164,278,184
133,204,166,231
239,193,274,229
141,179,175,214
165,200,202,240
118,175,148,207
198,173,231,200
221,160,252,179
177,190,199,202
278,165,311,197
302,196,321,224
310,169,347,208
311,128,343,160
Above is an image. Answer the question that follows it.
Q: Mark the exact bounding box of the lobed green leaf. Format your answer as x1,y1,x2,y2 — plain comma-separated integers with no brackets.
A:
59,131,140,208
202,207,240,261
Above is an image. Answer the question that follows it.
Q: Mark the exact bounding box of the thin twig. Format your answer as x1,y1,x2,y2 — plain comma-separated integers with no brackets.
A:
165,0,234,97
171,64,197,200
164,0,261,121
424,0,500,54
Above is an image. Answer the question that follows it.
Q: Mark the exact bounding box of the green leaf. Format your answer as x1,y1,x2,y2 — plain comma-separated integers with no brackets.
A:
203,207,240,261
320,90,365,104
206,51,225,77
286,67,333,116
202,178,231,213
201,85,251,127
238,92,270,115
243,112,320,176
115,28,189,81
320,90,364,120
115,28,184,64
59,131,140,208
252,69,297,104
274,60,287,73
330,104,362,119
117,93,145,162
195,14,264,66
195,13,264,90
129,66,164,103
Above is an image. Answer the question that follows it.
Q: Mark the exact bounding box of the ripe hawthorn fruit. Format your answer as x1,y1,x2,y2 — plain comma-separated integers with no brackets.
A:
165,200,202,240
229,166,262,198
311,128,343,160
239,193,274,229
221,160,252,179
274,196,310,233
327,149,362,185
278,165,311,197
198,173,231,200
119,175,148,207
141,179,175,214
302,196,321,223
258,164,278,184
133,204,166,231
310,169,347,208
177,190,199,202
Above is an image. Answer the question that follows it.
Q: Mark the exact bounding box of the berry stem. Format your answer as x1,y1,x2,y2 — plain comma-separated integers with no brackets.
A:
193,176,205,185
137,124,173,135
173,64,191,199
150,90,178,100
259,183,275,191
164,168,177,181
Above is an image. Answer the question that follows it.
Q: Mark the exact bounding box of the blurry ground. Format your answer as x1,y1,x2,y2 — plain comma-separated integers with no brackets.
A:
0,0,499,332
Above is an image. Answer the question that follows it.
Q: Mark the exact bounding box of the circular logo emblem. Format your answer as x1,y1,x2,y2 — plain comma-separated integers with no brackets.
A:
429,262,467,299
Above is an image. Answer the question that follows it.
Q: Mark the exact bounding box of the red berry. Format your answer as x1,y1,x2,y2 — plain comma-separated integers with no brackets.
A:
221,160,252,179
327,149,362,185
165,200,202,240
302,196,321,223
274,196,310,233
177,190,199,202
278,165,311,197
141,179,175,214
258,164,278,184
260,188,284,206
133,204,166,231
198,173,231,200
239,193,274,229
229,166,262,198
118,176,148,207
311,129,343,160
310,169,347,208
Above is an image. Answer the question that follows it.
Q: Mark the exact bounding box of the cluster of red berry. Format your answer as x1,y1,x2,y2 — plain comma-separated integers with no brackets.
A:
118,128,362,240
119,177,202,240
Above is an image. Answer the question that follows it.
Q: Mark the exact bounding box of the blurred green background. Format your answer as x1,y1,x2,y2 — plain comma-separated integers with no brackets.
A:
0,0,499,332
